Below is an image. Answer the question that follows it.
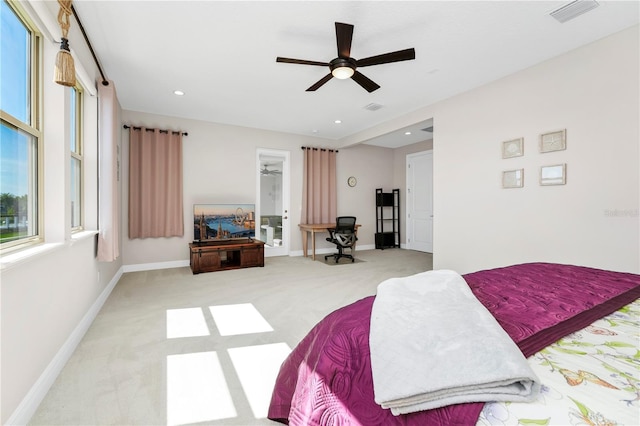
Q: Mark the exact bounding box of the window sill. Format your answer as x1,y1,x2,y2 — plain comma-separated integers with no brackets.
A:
0,242,65,271
71,229,99,242
0,230,98,271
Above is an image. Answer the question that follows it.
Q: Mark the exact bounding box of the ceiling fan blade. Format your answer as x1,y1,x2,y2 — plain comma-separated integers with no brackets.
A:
335,22,354,59
351,71,380,93
306,73,334,91
276,57,329,66
356,48,416,67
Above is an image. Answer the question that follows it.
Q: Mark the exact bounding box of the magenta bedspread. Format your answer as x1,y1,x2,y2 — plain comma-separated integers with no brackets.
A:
268,263,640,425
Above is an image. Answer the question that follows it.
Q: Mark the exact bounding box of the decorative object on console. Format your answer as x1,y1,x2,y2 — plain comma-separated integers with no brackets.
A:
540,163,566,185
539,129,566,153
502,138,524,158
502,169,524,188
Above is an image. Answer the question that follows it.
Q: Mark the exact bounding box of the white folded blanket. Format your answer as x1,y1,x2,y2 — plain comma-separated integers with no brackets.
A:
369,270,540,415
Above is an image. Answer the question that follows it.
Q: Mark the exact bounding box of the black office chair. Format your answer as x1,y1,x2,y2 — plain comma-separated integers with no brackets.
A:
324,216,357,263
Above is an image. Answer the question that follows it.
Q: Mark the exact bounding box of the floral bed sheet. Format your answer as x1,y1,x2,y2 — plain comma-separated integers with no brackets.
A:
479,298,640,426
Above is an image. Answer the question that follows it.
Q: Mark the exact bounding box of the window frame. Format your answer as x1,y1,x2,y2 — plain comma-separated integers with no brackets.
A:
0,0,43,252
70,84,84,232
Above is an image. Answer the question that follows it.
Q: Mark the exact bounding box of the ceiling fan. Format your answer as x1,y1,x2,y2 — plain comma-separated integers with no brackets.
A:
261,164,282,175
276,22,415,93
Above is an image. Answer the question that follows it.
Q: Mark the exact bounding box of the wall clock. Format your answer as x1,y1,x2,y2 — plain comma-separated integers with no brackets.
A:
347,176,357,187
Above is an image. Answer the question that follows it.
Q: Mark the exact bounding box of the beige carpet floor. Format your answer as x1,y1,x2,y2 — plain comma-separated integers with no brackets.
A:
29,249,432,425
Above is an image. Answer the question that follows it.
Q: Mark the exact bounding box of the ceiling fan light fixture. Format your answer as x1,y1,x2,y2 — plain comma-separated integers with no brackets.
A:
330,58,356,79
332,66,355,80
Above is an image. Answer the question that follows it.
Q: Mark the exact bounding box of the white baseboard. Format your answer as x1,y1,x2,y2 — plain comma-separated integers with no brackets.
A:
6,267,123,426
122,259,190,273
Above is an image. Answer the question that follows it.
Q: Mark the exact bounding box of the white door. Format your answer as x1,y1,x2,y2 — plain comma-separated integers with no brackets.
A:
406,150,433,252
256,149,290,257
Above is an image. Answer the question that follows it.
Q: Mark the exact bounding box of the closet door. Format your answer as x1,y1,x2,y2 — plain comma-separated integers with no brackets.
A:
406,150,433,253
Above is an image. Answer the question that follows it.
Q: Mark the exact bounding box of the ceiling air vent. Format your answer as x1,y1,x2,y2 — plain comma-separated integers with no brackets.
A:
364,103,383,111
550,0,599,23
421,126,433,133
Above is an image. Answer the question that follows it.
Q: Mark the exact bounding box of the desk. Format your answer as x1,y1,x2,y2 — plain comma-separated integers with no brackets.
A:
299,223,361,260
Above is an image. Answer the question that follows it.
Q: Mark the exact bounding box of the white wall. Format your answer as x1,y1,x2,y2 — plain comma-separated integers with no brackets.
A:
336,143,395,244
431,25,639,274
1,2,123,423
120,111,397,265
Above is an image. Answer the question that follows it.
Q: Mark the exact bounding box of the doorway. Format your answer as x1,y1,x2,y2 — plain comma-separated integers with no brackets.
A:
406,150,433,253
256,149,290,257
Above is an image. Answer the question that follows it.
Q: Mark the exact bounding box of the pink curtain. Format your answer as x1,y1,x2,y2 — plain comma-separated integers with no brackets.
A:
300,147,337,224
97,81,120,262
128,128,184,238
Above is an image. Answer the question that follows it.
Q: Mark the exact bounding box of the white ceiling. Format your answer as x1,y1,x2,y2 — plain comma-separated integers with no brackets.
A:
70,1,638,148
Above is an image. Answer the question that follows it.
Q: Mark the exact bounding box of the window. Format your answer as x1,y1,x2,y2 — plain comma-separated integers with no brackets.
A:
70,86,83,230
0,0,41,248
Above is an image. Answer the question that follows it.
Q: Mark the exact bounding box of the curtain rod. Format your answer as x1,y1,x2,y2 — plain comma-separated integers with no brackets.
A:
301,146,338,153
123,125,188,136
71,5,109,86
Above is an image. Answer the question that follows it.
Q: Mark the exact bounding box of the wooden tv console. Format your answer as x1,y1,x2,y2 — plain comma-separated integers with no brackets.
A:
189,239,265,274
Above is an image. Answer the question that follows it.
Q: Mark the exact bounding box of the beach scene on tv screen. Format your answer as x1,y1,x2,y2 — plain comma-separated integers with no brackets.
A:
193,204,255,240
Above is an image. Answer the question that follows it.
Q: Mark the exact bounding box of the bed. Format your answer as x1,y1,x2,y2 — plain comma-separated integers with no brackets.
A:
268,263,640,425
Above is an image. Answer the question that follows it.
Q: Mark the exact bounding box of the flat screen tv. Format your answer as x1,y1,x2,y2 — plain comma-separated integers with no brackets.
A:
193,204,255,242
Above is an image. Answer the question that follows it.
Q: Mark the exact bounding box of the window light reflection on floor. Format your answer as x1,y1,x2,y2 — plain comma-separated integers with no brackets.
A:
166,351,237,425
209,303,274,336
228,342,292,418
166,307,210,339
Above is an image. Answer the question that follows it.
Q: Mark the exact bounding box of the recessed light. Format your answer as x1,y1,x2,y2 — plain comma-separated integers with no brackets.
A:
312,129,319,134
334,120,342,124
404,131,412,136
173,90,185,96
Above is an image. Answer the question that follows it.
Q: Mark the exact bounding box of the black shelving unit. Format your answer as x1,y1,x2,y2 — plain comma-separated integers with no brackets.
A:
375,188,400,249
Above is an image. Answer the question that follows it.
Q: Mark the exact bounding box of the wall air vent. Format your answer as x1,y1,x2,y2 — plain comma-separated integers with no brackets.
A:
364,103,383,111
550,0,599,23
421,126,434,133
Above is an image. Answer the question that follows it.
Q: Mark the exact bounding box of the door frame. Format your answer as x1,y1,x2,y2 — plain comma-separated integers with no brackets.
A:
256,148,290,257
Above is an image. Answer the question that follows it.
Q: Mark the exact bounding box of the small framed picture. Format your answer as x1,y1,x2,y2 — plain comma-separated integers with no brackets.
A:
502,138,524,159
540,164,566,185
502,169,524,188
540,129,566,153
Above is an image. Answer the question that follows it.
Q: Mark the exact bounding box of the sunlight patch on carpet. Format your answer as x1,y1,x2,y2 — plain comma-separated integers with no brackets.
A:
209,303,274,336
166,307,210,338
228,343,292,418
166,351,236,424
